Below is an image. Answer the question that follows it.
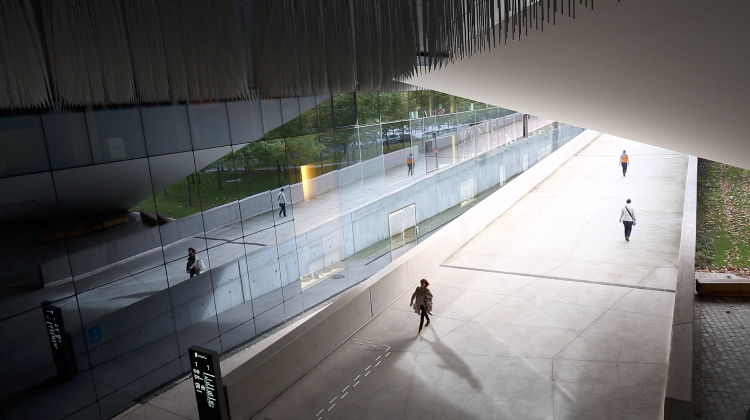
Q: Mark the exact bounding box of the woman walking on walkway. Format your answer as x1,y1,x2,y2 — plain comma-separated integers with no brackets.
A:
619,199,636,241
410,279,433,334
620,150,630,177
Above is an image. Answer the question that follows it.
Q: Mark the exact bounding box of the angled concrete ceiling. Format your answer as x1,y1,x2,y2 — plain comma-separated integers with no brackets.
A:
408,0,750,170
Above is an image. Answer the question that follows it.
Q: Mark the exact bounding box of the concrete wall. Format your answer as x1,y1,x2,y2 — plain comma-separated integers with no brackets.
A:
664,155,697,419
222,129,601,420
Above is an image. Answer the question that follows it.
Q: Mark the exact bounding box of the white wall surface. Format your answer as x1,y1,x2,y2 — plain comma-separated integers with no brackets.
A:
409,0,750,170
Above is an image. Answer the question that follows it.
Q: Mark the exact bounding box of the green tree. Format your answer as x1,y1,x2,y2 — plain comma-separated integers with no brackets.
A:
234,140,287,192
333,93,357,127
356,92,380,125
286,135,325,167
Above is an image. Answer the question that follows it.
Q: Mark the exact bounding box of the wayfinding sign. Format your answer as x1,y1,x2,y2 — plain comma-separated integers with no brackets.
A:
189,346,228,420
41,301,77,380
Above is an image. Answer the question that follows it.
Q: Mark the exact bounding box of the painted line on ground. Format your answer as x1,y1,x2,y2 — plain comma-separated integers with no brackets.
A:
313,339,388,418
441,264,676,293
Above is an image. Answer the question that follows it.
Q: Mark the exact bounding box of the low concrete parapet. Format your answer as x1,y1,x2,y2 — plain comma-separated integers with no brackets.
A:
223,282,373,418
222,129,600,420
665,155,698,419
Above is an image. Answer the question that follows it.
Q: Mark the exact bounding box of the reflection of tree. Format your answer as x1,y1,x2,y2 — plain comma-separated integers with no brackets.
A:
320,130,356,168
286,135,325,166
333,93,356,127
379,91,409,122
287,135,326,181
234,141,286,193
357,92,379,124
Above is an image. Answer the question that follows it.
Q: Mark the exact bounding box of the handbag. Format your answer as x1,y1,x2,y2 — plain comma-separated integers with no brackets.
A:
625,206,636,226
195,259,207,272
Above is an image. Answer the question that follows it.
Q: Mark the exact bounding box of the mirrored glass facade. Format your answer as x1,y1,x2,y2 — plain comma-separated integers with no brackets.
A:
0,90,583,419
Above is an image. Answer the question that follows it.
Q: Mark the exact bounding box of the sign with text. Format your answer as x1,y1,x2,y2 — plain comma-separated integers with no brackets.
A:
41,301,77,380
189,346,228,420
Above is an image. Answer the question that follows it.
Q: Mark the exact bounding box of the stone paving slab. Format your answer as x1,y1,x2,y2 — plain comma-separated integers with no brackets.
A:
693,296,750,420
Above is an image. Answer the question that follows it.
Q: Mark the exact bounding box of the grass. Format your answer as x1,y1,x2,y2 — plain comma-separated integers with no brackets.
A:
131,170,286,219
695,158,750,276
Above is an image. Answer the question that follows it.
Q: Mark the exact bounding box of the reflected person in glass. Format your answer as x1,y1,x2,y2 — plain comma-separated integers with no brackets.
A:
186,247,199,277
278,188,290,218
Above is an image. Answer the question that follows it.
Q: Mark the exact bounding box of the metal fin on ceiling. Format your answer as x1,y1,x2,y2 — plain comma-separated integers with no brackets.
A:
0,0,603,109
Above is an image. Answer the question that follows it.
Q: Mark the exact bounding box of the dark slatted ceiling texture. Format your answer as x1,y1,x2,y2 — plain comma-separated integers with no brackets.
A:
0,0,605,109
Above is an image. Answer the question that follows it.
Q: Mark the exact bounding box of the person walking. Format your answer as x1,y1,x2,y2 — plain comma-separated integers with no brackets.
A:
407,153,414,175
620,150,630,177
186,247,199,277
278,188,289,218
410,279,433,334
619,199,636,241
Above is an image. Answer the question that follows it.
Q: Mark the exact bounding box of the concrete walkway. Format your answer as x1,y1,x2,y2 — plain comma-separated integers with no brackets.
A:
245,135,689,419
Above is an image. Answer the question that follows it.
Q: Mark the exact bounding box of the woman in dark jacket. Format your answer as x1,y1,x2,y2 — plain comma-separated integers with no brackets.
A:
410,279,433,334
186,248,199,277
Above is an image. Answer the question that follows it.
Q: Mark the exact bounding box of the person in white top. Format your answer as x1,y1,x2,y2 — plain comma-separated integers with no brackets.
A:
619,198,636,241
278,188,290,218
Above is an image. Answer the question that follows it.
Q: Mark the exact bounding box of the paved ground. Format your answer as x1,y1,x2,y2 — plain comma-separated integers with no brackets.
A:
693,295,750,420
241,135,689,420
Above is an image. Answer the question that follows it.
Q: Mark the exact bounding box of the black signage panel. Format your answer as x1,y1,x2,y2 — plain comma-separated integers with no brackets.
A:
41,301,77,380
189,346,228,420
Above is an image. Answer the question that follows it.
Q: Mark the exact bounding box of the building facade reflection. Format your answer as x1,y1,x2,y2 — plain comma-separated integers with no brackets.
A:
0,90,581,420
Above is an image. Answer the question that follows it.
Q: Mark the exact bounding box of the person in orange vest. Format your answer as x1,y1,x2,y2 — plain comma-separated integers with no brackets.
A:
620,150,630,177
407,153,414,175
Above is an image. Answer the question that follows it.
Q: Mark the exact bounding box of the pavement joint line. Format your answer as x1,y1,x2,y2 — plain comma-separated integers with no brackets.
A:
440,264,676,293
311,340,388,418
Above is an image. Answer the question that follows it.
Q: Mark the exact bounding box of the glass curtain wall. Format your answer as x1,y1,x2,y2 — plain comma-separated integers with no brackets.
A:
0,89,582,420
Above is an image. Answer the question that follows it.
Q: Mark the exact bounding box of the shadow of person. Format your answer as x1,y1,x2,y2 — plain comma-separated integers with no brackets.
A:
417,331,483,391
